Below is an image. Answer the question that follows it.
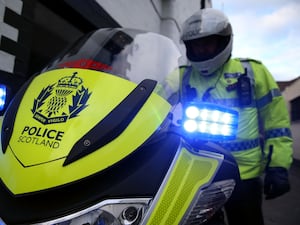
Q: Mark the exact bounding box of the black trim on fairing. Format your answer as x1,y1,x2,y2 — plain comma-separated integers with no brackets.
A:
64,79,157,166
1,77,35,153
0,132,181,225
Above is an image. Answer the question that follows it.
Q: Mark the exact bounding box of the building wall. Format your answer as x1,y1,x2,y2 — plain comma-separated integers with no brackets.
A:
0,0,33,92
0,0,23,74
95,0,212,59
95,0,162,33
282,79,300,160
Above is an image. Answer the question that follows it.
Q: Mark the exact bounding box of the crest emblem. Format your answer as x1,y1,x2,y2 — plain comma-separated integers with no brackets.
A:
32,72,91,124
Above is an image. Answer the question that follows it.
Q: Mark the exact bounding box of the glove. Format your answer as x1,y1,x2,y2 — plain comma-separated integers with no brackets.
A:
264,167,291,200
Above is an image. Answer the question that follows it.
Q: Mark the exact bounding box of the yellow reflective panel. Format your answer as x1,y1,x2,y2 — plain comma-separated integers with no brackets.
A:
0,68,171,194
146,148,219,225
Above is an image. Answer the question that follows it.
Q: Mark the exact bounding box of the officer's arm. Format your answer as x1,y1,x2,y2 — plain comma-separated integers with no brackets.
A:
253,61,293,170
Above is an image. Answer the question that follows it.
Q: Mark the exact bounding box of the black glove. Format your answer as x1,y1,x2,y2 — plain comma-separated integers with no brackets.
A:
264,167,290,200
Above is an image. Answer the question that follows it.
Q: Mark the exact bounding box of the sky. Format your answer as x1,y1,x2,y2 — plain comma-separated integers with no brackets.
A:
212,0,300,81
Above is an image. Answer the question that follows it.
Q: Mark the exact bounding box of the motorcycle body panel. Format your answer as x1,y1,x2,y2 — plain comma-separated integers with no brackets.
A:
0,28,240,225
144,146,220,225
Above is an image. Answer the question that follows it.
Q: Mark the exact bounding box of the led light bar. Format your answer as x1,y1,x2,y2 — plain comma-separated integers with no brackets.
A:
182,102,239,140
0,84,7,111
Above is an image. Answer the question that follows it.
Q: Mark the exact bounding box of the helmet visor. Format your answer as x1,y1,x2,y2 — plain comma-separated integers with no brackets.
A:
184,35,230,62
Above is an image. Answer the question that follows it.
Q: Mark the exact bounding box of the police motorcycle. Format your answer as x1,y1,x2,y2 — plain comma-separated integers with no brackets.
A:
0,28,240,225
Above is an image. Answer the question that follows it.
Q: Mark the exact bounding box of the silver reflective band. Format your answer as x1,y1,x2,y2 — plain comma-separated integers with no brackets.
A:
30,198,152,225
209,98,256,108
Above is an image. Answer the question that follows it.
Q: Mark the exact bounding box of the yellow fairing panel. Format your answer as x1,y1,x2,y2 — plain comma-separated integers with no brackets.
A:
146,147,219,225
0,68,171,194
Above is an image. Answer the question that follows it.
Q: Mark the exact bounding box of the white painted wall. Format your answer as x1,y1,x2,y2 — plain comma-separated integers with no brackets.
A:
95,0,212,60
290,122,300,160
282,79,300,160
95,0,162,32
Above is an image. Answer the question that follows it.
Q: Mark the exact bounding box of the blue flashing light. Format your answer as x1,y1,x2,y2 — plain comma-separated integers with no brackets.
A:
183,119,198,132
183,102,239,140
185,106,199,119
0,84,7,111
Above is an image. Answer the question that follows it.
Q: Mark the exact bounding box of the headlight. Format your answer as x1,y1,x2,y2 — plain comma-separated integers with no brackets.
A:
181,179,236,224
0,84,7,111
0,218,5,225
28,198,151,225
183,102,239,140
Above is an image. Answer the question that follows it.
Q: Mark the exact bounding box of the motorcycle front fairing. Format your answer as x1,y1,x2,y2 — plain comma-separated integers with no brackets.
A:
0,28,239,225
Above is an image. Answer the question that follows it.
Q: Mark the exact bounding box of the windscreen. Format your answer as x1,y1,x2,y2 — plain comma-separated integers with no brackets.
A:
41,28,182,101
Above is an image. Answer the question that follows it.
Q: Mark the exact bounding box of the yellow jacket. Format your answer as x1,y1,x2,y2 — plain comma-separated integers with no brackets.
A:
179,58,293,180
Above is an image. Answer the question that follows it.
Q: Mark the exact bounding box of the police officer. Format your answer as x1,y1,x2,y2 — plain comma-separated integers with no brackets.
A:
180,8,293,225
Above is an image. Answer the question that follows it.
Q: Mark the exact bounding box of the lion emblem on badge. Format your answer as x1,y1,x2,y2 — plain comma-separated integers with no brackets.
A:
32,72,91,125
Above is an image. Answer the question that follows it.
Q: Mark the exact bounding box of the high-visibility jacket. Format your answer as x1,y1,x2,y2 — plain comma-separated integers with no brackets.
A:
179,58,293,180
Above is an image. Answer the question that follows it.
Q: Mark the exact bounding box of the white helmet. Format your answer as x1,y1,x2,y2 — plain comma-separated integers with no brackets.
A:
181,8,233,76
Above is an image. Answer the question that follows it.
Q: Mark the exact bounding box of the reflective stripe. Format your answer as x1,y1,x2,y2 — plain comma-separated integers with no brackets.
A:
181,66,193,102
256,88,282,108
239,59,255,85
218,138,260,152
181,64,257,108
210,98,256,108
265,128,292,139
218,60,275,108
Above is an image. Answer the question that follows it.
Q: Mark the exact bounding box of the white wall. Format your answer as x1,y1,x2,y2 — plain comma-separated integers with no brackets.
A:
95,0,212,59
282,79,300,160
290,122,300,160
95,0,162,33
